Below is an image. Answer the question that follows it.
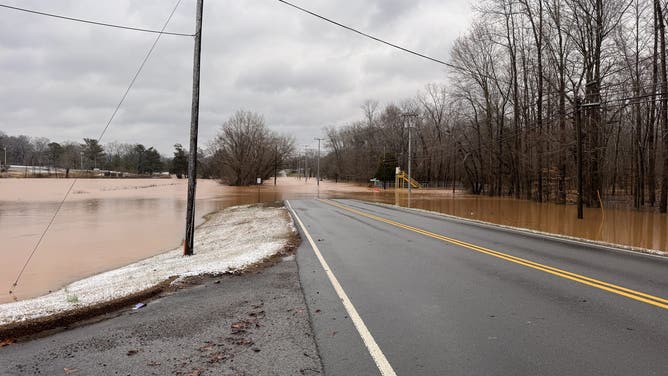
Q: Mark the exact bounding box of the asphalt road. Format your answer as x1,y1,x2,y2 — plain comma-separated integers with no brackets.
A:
0,257,321,376
288,199,668,376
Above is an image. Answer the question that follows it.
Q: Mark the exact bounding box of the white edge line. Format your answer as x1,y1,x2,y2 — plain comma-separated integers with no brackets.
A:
286,200,397,376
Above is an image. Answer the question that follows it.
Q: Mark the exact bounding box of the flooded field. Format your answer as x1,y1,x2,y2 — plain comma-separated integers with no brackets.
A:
0,177,371,303
1,177,667,303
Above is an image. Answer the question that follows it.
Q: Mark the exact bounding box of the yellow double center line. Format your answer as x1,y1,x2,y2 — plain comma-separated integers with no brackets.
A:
322,199,668,311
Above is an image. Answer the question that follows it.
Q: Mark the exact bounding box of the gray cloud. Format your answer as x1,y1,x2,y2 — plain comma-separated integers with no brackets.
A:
0,0,472,154
234,60,356,95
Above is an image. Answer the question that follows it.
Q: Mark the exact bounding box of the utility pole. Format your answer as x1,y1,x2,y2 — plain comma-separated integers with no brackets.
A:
304,145,308,184
3,146,6,168
274,144,278,186
314,137,324,187
576,98,601,219
408,123,412,194
184,0,204,256
575,97,584,219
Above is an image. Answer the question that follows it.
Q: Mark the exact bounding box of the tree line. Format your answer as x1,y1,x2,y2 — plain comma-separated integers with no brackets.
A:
1,109,294,184
321,0,668,212
0,130,188,177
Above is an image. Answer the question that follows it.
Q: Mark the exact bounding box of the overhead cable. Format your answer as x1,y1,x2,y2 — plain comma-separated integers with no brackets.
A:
0,3,193,37
276,0,452,67
9,0,187,297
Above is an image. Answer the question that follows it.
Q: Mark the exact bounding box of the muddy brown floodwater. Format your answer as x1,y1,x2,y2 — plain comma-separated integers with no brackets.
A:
1,177,667,304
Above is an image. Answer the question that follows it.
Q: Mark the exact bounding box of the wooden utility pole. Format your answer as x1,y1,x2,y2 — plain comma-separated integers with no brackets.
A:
575,97,583,219
184,0,204,256
408,121,412,194
658,0,668,213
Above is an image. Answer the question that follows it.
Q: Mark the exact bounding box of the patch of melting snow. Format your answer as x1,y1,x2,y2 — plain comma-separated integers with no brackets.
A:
0,205,295,325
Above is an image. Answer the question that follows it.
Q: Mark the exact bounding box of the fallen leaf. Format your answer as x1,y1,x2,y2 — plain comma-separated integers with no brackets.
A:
63,368,78,374
127,349,138,356
208,352,229,363
231,321,249,330
0,338,16,347
198,342,216,352
226,337,254,346
183,368,202,376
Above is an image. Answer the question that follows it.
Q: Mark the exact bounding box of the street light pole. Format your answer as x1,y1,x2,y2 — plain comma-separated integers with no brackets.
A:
402,112,418,194
314,137,324,187
304,145,309,184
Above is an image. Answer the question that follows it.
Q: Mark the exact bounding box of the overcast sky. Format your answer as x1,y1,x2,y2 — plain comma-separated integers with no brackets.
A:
0,0,473,154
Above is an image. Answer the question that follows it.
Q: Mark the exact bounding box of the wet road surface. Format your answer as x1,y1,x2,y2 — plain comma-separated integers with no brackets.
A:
0,257,321,376
289,199,668,376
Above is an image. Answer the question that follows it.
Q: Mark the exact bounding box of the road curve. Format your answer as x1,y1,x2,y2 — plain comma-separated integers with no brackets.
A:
288,199,668,376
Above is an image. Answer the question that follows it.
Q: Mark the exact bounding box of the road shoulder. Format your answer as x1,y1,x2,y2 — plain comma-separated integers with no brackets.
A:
0,256,322,376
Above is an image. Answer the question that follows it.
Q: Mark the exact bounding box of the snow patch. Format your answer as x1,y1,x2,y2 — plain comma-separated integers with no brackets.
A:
0,205,296,325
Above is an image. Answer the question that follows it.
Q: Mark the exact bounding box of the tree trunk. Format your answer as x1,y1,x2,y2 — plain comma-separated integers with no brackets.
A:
657,0,668,212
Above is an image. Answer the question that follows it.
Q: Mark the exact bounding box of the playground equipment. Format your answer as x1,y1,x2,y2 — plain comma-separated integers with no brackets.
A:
395,169,421,189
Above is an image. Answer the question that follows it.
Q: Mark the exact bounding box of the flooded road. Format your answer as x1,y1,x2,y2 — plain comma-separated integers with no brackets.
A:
387,192,668,253
1,177,667,303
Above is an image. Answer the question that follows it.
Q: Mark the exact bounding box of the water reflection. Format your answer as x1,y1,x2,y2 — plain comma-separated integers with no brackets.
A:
1,177,667,303
383,191,668,252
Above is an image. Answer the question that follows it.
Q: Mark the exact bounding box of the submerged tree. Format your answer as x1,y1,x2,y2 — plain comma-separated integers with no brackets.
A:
207,110,295,186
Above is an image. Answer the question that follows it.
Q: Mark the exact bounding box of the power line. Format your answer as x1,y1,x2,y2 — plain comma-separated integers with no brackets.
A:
0,3,193,37
8,0,186,298
275,0,558,100
276,0,452,67
279,0,668,110
275,0,629,103
96,0,183,142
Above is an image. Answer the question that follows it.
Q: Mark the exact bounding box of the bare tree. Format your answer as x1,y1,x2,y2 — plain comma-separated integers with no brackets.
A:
209,110,295,185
